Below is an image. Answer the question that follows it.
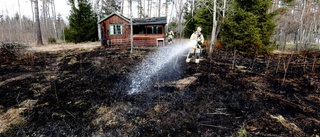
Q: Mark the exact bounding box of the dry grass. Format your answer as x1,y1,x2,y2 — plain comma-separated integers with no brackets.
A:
92,106,113,126
27,42,101,52
165,73,202,90
270,114,304,136
272,50,295,55
0,99,38,133
0,108,25,133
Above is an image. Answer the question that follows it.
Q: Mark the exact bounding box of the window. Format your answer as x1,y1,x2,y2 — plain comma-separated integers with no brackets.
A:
109,24,123,35
146,25,162,34
133,26,146,34
152,26,158,34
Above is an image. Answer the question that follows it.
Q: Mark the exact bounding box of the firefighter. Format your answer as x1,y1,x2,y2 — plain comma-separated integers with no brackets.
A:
167,29,174,44
186,27,204,63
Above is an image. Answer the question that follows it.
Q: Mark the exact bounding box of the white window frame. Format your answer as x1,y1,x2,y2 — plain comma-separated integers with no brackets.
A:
109,24,123,35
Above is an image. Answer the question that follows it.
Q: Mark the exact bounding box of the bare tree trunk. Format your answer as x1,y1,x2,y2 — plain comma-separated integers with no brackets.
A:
51,0,58,39
42,0,48,40
318,2,320,50
271,0,279,13
5,9,12,42
18,0,23,41
169,0,174,25
283,33,287,51
35,0,44,45
121,0,124,14
130,0,133,53
138,0,142,18
223,0,226,18
313,12,317,49
144,0,146,17
158,0,161,17
298,0,306,53
148,0,150,17
175,0,184,38
31,0,36,40
0,16,3,41
94,0,102,40
165,0,168,32
8,18,12,42
306,21,313,49
18,0,23,30
209,0,217,54
137,0,140,17
192,0,194,17
43,0,47,27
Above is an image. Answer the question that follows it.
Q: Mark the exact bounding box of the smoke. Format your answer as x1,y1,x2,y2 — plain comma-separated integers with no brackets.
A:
128,40,196,94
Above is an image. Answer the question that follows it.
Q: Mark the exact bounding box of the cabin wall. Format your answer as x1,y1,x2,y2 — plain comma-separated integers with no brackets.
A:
133,34,165,46
100,15,130,45
100,15,166,46
132,25,165,46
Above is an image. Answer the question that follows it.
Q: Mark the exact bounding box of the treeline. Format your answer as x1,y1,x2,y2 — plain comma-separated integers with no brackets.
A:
2,0,320,53
182,0,320,55
0,0,67,44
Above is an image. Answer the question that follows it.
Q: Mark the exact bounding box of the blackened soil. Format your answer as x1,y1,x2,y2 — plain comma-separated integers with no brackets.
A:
0,46,320,137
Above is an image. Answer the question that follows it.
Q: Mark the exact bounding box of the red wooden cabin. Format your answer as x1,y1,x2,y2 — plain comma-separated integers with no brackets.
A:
98,12,167,46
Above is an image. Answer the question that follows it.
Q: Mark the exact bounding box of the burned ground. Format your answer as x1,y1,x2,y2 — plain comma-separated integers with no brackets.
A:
0,45,319,136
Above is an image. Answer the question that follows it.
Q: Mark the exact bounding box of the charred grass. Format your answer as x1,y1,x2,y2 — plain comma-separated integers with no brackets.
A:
0,46,320,136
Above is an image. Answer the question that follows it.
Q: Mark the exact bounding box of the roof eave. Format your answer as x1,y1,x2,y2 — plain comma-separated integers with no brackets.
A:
133,23,167,25
97,12,130,24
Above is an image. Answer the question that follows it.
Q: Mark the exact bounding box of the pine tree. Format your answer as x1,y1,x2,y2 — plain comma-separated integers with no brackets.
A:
194,4,213,39
64,0,98,43
221,0,275,56
182,0,222,40
183,2,196,38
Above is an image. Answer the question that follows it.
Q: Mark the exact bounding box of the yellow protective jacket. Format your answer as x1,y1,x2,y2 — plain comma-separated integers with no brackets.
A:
190,32,204,47
167,31,174,38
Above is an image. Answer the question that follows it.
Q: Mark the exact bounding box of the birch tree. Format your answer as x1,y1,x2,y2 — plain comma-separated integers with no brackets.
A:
298,0,307,52
209,0,217,54
93,0,102,40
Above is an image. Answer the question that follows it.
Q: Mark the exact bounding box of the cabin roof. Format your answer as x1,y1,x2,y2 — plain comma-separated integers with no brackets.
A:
133,17,167,25
98,12,130,24
98,13,167,25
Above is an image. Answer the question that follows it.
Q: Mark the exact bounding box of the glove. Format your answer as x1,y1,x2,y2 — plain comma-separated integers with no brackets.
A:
197,41,202,45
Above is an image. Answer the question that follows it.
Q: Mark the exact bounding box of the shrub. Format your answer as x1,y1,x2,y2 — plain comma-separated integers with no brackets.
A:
238,127,249,137
48,37,57,44
0,42,27,56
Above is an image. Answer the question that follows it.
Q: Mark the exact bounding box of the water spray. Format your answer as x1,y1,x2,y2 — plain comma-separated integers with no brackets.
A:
128,40,197,94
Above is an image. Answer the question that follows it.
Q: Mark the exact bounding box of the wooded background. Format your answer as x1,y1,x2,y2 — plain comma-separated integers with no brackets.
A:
0,0,319,53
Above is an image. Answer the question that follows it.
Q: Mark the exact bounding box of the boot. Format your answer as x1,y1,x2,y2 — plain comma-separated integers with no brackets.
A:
195,59,200,63
186,58,191,63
